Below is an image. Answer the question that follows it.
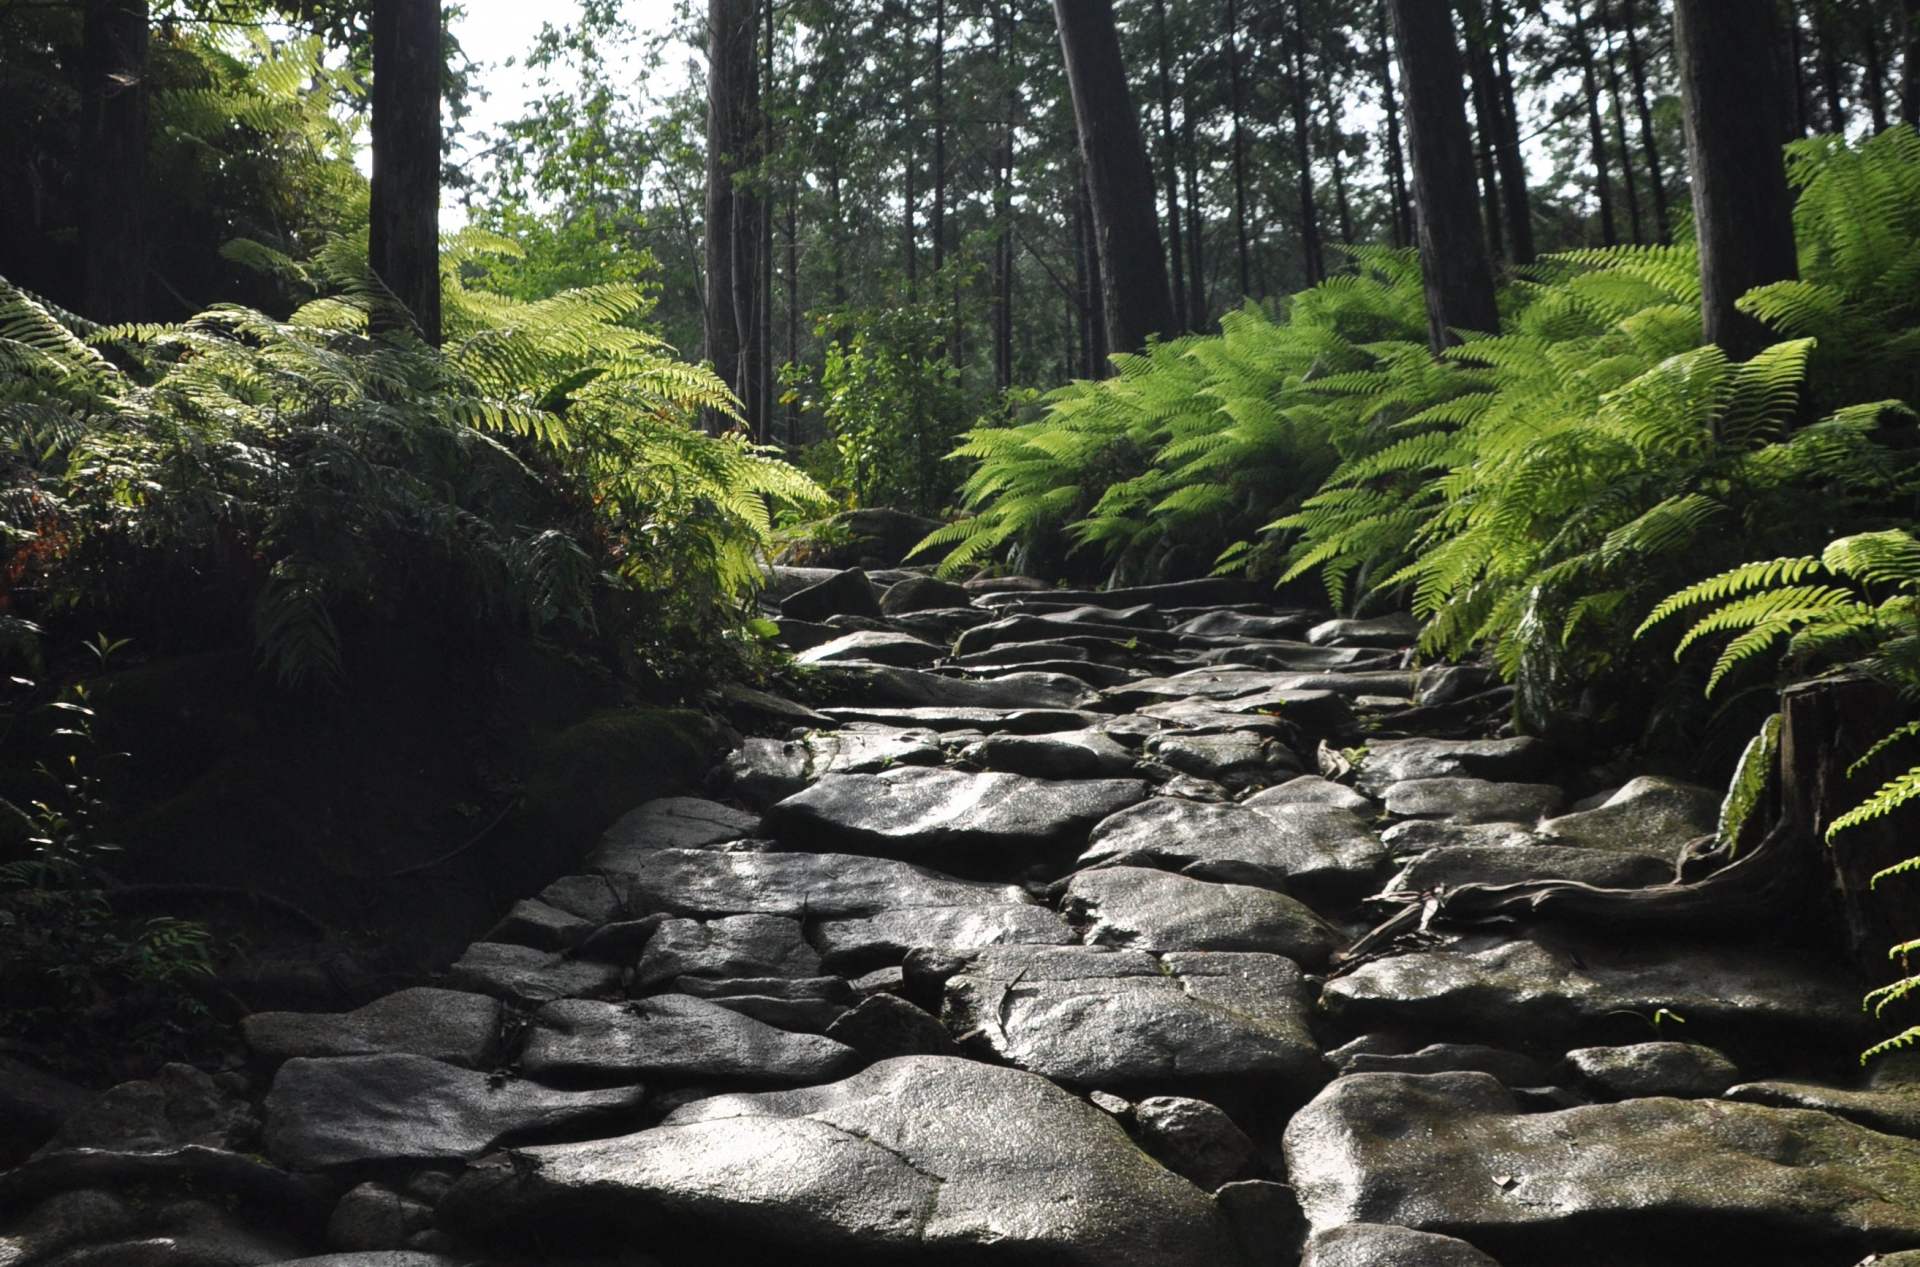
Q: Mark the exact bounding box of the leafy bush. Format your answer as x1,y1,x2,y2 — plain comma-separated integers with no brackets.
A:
1,231,827,695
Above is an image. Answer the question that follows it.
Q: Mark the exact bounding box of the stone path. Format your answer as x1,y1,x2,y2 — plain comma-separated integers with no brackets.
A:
5,567,1920,1266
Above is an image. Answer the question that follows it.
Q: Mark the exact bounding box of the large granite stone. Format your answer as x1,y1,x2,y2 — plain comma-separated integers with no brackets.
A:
546,848,1030,921
807,664,1098,711
1285,1071,1920,1264
36,1065,255,1158
633,915,821,989
779,568,883,622
766,767,1150,866
963,729,1139,779
592,798,762,868
725,730,946,807
445,943,621,1006
819,705,1106,733
243,988,501,1070
1079,798,1384,904
262,1055,644,1169
1380,777,1564,825
520,997,855,1087
1300,1224,1503,1267
1536,775,1719,853
1379,819,1537,858
1131,1095,1260,1190
1305,613,1421,647
1145,731,1300,786
810,902,1074,973
1246,775,1373,813
1354,737,1548,794
795,630,946,668
1727,1078,1920,1140
1383,844,1674,894
1321,934,1866,1050
938,945,1326,1103
879,575,975,615
1063,866,1341,968
439,1056,1245,1265
1566,1042,1741,1099
1169,610,1324,641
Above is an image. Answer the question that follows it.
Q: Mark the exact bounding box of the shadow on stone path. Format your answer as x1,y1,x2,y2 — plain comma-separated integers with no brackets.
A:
4,566,1918,1266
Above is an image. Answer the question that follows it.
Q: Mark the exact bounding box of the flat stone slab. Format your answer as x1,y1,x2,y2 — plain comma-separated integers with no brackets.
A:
766,767,1151,865
545,848,1030,921
1567,1042,1741,1099
1168,610,1323,641
1380,819,1537,857
940,945,1326,1102
1727,1079,1920,1139
1285,1071,1920,1264
1301,1225,1503,1267
1145,731,1301,785
243,988,501,1070
633,915,821,989
262,1055,644,1169
1354,737,1548,794
963,729,1139,779
1246,775,1373,813
521,997,855,1087
1305,613,1420,647
1536,775,1719,853
807,664,1098,711
1079,798,1384,903
819,705,1106,733
1063,866,1342,968
810,902,1074,973
592,798,762,869
1383,844,1674,894
439,1056,1243,1265
726,730,945,806
446,943,622,1006
1381,777,1564,825
795,630,946,667
1321,934,1867,1049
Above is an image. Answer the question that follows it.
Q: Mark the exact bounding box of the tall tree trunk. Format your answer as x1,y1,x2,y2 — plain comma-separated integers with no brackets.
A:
1154,0,1189,331
370,0,442,344
757,0,774,442
1599,0,1645,243
1183,106,1208,327
704,0,757,429
1053,0,1176,354
1488,0,1536,263
785,185,798,446
1621,0,1672,242
1673,0,1800,360
1385,0,1501,352
1319,61,1356,246
1226,0,1252,297
1459,0,1507,263
1862,4,1891,132
1904,0,1920,128
994,0,1016,389
1788,0,1814,135
901,1,918,298
932,0,948,278
1570,0,1620,246
1289,0,1325,285
1375,0,1413,250
81,0,149,323
1813,0,1848,131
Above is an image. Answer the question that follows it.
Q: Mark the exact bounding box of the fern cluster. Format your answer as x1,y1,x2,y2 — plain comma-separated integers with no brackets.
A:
1,232,826,693
1644,530,1920,1063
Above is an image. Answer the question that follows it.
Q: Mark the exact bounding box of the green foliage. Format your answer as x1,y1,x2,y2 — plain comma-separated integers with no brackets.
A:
808,298,972,517
1,230,827,695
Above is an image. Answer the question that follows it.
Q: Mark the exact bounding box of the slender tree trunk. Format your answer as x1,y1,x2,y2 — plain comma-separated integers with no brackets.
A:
1621,0,1672,242
1862,5,1891,132
1673,0,1800,360
901,1,918,298
1459,0,1507,263
1599,0,1645,243
1071,179,1093,376
1289,0,1325,285
81,0,149,323
1375,0,1413,250
370,0,442,344
1053,0,1176,354
1488,0,1535,263
1904,0,1920,128
704,0,758,429
1570,0,1620,246
1183,107,1208,327
1788,0,1813,135
1385,0,1501,352
994,1,1016,390
785,185,798,446
1320,61,1356,246
828,158,847,308
1154,0,1189,331
1813,0,1848,132
1226,0,1252,297
932,0,947,278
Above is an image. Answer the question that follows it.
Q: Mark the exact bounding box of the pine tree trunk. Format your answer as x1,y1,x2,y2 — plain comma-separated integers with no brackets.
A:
1184,108,1208,328
757,0,774,443
1489,1,1536,263
1385,0,1501,352
1621,0,1672,242
1053,0,1175,355
1673,0,1800,361
1904,0,1920,128
1862,5,1891,132
1599,0,1645,244
1154,0,1189,331
1226,0,1252,298
1319,62,1356,246
994,1,1016,390
1788,0,1814,135
1459,0,1507,264
932,0,947,278
81,0,149,323
370,0,442,344
1813,0,1848,131
1375,0,1413,250
785,186,799,446
901,1,918,299
1570,0,1620,246
1289,0,1325,285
